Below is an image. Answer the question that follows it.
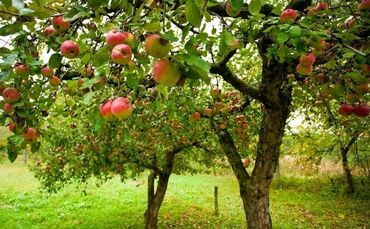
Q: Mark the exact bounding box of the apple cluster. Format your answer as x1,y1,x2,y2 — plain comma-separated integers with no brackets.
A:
307,2,329,15
296,53,316,76
100,97,133,121
338,103,370,117
1,86,38,143
145,34,181,87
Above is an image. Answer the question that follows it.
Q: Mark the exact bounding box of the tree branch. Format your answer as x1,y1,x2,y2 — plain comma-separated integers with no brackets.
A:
207,3,276,19
210,61,262,103
211,121,250,180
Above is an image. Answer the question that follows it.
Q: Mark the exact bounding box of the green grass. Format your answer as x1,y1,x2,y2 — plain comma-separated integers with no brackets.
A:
0,161,369,229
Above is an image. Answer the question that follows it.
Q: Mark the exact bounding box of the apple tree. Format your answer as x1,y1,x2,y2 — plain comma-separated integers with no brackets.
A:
1,0,369,229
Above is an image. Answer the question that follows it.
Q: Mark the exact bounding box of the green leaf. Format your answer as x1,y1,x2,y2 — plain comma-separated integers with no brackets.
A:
161,31,179,42
0,47,11,55
0,23,22,36
288,26,302,38
94,46,110,66
31,142,40,153
81,78,98,89
144,21,161,33
156,84,169,100
70,11,90,21
276,32,289,43
19,8,35,15
231,0,243,9
0,53,17,68
219,31,234,57
83,91,95,104
185,0,202,28
123,127,132,143
127,74,139,89
48,53,62,68
248,0,262,16
12,0,24,10
2,0,12,7
343,51,355,59
8,150,18,162
183,54,210,74
345,72,366,82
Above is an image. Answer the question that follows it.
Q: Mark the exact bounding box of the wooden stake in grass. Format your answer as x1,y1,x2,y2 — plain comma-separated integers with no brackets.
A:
214,186,219,216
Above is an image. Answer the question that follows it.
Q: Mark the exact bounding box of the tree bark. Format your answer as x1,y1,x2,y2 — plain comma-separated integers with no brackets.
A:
145,150,176,229
340,136,358,194
212,58,291,228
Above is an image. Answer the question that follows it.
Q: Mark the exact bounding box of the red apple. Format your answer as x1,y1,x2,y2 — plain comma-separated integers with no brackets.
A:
3,103,14,114
41,66,54,78
299,53,316,66
229,38,239,50
242,158,251,168
106,30,125,49
311,39,327,51
226,3,241,17
144,34,171,58
219,123,227,129
44,26,57,37
8,122,15,132
307,7,317,16
361,64,370,76
2,87,20,103
296,63,313,75
122,32,135,46
355,83,369,93
338,103,354,115
23,127,38,143
87,23,97,31
315,73,326,82
111,44,132,65
280,9,298,23
60,40,79,59
190,112,201,121
52,15,70,32
358,0,370,11
316,2,329,11
111,97,133,120
100,99,113,120
151,59,181,87
49,76,61,86
204,108,214,117
353,104,370,117
78,78,85,87
83,66,94,77
14,64,29,77
210,87,221,99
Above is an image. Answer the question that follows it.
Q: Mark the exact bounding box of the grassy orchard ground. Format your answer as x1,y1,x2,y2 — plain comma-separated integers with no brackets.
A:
0,160,369,228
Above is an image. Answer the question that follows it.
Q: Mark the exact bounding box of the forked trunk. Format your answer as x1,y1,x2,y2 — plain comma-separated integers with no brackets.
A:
145,173,171,229
213,59,291,228
145,150,176,229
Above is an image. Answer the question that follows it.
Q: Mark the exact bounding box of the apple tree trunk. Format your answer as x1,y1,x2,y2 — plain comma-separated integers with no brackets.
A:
213,60,291,228
340,136,358,194
144,150,176,229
